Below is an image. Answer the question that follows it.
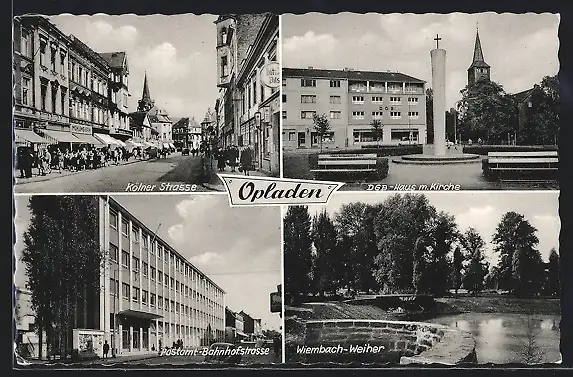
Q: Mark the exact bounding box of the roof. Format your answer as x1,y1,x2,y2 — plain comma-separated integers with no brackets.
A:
172,117,189,129
511,88,535,103
99,52,126,68
468,29,490,70
283,67,426,83
129,111,149,128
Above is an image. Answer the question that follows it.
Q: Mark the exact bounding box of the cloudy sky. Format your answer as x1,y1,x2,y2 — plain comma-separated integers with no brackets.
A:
49,14,219,120
14,194,282,331
304,191,559,265
282,12,560,109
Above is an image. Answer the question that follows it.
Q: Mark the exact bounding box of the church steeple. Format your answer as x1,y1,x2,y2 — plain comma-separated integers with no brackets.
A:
137,71,155,112
467,26,491,85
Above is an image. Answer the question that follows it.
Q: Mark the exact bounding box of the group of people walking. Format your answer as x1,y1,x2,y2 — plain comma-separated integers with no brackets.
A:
215,145,255,176
16,145,157,179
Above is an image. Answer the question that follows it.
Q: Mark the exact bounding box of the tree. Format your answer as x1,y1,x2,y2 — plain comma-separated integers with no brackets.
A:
311,210,338,296
312,113,331,152
283,206,313,303
424,212,459,296
426,88,434,144
373,194,437,293
333,203,380,295
20,196,102,360
546,248,559,297
458,80,516,143
370,119,384,146
451,246,464,296
518,75,560,145
492,212,541,295
461,227,489,295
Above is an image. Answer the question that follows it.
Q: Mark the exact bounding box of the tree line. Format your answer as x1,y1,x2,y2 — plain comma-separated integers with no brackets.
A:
283,194,560,304
20,196,104,360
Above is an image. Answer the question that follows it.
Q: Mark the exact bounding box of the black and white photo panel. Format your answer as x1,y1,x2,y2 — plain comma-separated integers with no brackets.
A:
284,191,560,365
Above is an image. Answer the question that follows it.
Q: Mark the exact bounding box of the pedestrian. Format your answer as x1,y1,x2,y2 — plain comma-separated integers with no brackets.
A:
103,340,110,358
229,145,239,173
17,148,26,178
217,148,226,172
239,146,254,176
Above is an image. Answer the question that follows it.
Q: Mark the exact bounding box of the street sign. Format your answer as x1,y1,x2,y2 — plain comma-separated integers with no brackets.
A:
270,291,281,313
261,61,280,89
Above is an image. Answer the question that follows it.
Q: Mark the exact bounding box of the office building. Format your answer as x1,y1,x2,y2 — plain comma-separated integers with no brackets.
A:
282,67,427,150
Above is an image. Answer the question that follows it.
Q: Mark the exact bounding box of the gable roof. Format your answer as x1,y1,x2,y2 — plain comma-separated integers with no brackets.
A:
468,29,490,70
99,51,126,69
129,111,150,128
283,67,425,83
511,88,535,103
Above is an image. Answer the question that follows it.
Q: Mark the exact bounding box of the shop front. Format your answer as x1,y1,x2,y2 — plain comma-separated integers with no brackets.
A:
70,123,105,148
258,93,280,176
115,310,162,356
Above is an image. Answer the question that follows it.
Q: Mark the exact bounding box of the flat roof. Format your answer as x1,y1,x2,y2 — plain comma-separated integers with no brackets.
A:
104,196,226,294
283,67,426,84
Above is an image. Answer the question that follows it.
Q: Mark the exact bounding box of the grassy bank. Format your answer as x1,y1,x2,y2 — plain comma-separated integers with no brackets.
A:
435,296,560,315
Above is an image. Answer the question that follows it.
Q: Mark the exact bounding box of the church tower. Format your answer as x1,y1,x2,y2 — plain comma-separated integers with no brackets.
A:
137,72,155,112
467,27,491,85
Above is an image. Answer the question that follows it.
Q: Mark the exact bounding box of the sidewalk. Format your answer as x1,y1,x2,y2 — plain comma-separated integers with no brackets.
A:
19,352,162,366
14,158,149,185
202,166,269,191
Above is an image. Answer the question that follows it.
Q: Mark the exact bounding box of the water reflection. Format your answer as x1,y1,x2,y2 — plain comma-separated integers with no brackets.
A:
429,313,560,364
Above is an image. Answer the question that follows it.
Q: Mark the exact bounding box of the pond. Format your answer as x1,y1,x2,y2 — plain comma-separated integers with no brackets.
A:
427,313,561,364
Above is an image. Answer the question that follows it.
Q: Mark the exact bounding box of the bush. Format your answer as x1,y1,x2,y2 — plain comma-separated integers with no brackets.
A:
356,145,423,157
308,155,389,182
464,145,558,156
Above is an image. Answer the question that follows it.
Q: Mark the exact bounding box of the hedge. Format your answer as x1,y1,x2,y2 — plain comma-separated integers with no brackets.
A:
328,145,423,157
308,155,389,182
464,145,558,156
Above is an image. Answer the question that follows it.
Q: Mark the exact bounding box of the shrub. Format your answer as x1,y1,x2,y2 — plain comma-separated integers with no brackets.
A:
464,145,558,156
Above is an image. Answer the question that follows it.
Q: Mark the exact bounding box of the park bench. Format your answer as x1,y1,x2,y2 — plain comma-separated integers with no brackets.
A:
483,151,558,181
310,153,378,180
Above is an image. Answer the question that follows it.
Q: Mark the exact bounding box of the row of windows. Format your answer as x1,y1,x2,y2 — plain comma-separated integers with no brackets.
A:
282,94,420,105
282,129,421,144
286,78,423,93
111,279,223,322
282,110,420,120
69,60,108,96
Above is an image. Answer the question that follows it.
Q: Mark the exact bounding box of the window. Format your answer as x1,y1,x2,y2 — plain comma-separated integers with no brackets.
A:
109,243,119,262
372,96,384,104
121,251,130,268
60,52,66,74
132,256,140,271
390,111,402,119
330,80,341,88
40,81,48,111
176,303,180,313
391,130,419,142
301,95,316,103
164,274,169,287
39,39,47,66
60,89,66,115
150,266,156,280
220,56,228,77
158,271,163,284
350,83,367,92
142,235,148,249
352,111,365,120
329,95,341,104
176,281,179,292
352,96,364,104
133,287,140,302
282,111,287,119
288,132,295,141
301,111,316,119
21,31,31,57
408,97,419,105
150,293,156,307
408,111,420,119
51,85,58,113
122,283,130,300
282,78,286,86
170,277,174,288
390,97,401,104
132,226,139,243
110,279,119,296
142,262,148,276
121,220,128,236
142,290,148,305
300,79,316,87
372,111,383,119
21,77,30,106
171,300,175,312
282,94,287,103
330,111,341,119
158,296,163,309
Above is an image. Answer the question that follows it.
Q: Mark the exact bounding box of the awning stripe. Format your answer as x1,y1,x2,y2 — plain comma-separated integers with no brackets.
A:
94,133,120,146
72,133,105,146
14,129,53,145
41,129,81,143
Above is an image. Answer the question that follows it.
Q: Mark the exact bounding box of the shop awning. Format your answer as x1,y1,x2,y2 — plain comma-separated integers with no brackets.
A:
118,309,163,320
94,133,121,146
162,143,170,149
124,139,143,149
41,129,81,143
72,133,105,146
15,129,52,145
169,143,176,149
112,137,126,147
236,331,248,338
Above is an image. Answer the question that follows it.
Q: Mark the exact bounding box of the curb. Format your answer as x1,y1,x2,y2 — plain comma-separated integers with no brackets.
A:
14,158,150,185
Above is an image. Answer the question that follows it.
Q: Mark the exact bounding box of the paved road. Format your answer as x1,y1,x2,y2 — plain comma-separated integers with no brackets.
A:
98,352,280,366
15,155,213,194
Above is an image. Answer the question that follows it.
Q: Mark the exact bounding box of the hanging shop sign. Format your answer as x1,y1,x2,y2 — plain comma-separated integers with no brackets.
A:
260,61,280,89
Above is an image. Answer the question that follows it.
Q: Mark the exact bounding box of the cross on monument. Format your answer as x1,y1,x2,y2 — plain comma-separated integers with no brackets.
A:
434,34,442,49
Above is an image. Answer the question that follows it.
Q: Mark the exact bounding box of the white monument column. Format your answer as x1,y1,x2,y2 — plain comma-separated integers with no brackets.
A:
430,34,447,156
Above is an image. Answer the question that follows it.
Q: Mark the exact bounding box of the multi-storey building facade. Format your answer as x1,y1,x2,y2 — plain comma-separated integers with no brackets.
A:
13,15,132,152
99,196,226,354
282,68,427,150
100,52,132,140
214,13,280,176
172,117,202,150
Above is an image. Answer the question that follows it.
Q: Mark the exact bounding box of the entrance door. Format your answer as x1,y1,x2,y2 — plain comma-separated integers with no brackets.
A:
297,132,306,148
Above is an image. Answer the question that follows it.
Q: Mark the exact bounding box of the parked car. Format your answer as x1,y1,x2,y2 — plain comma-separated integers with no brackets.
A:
204,342,241,364
182,148,190,156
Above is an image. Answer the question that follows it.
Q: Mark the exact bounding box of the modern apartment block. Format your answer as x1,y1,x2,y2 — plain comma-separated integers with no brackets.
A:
99,196,226,355
282,67,427,150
